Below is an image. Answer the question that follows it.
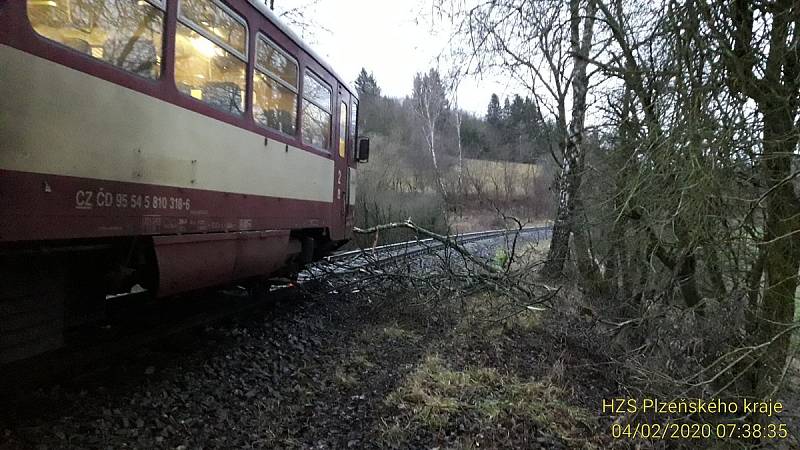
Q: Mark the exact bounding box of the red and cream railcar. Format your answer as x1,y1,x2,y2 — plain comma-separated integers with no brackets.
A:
0,0,368,363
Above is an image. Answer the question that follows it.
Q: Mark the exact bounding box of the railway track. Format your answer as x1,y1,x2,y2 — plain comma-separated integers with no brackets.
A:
307,226,552,278
330,226,551,261
0,226,551,391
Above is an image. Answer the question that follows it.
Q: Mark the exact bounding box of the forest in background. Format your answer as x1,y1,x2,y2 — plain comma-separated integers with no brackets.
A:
352,69,558,241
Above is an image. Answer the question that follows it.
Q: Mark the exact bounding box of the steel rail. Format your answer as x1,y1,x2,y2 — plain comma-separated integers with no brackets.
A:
328,226,552,262
306,226,552,279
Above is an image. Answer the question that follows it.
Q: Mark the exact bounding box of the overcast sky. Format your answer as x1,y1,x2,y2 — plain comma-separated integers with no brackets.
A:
276,0,520,116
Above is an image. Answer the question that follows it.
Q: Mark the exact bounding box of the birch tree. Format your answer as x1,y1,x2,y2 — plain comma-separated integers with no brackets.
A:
446,72,465,191
436,0,601,277
412,69,450,198
544,0,599,279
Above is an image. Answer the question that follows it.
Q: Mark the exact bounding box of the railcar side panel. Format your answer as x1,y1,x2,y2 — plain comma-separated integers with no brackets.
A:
153,230,295,297
0,44,334,242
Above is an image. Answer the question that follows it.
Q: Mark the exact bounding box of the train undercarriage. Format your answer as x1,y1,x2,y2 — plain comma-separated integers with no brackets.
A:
0,230,338,365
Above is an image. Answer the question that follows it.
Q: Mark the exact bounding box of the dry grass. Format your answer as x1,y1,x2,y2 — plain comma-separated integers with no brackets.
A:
334,367,358,387
357,321,422,345
462,159,542,199
372,260,610,449
381,354,601,449
453,291,543,336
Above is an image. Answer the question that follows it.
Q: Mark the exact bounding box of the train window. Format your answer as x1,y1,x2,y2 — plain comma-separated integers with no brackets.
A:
302,71,332,149
178,0,247,56
175,0,248,115
27,0,165,79
339,102,348,158
253,35,298,135
255,36,298,88
304,73,331,110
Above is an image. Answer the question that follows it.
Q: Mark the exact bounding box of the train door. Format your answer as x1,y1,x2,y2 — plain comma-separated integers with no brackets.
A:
333,86,351,237
347,98,359,227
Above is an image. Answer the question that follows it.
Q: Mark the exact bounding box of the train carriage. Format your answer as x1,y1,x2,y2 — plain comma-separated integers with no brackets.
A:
0,0,369,363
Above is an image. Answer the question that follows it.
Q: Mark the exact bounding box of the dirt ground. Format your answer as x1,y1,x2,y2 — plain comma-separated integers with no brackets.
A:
0,295,617,449
0,241,613,449
447,209,551,235
1,240,797,449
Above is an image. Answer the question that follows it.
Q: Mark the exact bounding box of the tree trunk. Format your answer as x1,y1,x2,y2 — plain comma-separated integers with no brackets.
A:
573,214,607,297
754,107,800,399
456,108,463,191
543,168,574,277
542,0,597,277
428,126,447,199
719,0,800,402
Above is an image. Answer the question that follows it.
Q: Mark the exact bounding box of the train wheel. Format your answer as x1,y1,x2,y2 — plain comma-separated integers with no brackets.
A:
0,256,66,364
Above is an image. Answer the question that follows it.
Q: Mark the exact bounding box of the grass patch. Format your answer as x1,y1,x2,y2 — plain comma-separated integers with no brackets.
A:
351,353,376,370
381,326,417,340
358,321,421,345
334,367,358,387
382,354,601,449
511,239,550,268
453,291,543,336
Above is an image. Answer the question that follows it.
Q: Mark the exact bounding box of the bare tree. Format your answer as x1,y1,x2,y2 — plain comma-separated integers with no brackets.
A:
412,69,450,198
408,0,800,428
268,0,327,41
443,68,466,192
693,0,800,401
544,0,599,279
581,0,800,407
451,80,465,191
435,0,602,277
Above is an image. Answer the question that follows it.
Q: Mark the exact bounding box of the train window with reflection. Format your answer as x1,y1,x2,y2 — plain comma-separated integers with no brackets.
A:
253,35,298,135
302,71,332,149
27,0,165,79
339,102,347,158
175,0,247,115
